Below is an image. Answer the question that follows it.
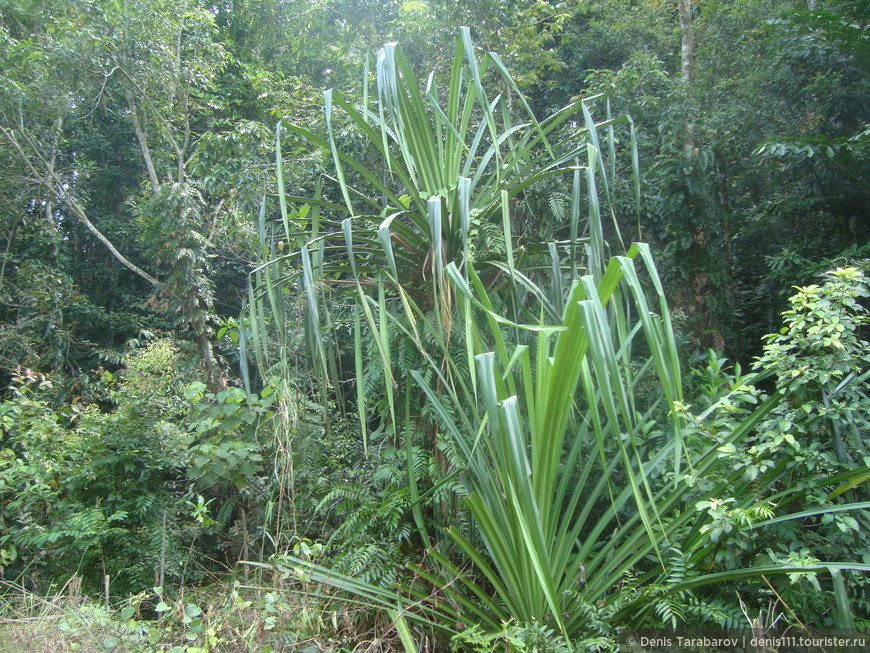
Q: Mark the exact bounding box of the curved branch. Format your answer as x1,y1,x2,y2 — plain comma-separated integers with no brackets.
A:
63,194,160,287
1,125,160,287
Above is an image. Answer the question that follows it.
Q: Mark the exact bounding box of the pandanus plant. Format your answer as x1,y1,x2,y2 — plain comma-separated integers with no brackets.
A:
243,25,633,381
244,29,870,647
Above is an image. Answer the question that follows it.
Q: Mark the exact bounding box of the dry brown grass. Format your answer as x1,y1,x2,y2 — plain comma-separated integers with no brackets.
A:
0,576,414,652
0,577,118,652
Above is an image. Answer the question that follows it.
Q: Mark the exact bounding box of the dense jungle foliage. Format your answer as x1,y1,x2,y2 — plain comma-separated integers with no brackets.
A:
0,0,868,650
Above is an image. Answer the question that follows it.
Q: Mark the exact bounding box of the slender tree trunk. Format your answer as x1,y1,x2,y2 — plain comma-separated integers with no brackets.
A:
197,331,225,391
678,0,695,156
127,92,161,190
716,152,738,353
45,117,62,260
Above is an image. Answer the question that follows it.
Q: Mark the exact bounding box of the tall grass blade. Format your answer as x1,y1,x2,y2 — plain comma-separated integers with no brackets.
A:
830,568,856,629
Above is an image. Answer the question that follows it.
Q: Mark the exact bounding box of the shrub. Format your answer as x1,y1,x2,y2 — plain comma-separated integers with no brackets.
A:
0,341,200,595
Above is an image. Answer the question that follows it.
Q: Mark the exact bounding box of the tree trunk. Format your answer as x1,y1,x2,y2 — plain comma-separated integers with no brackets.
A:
678,0,695,156
128,93,161,190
